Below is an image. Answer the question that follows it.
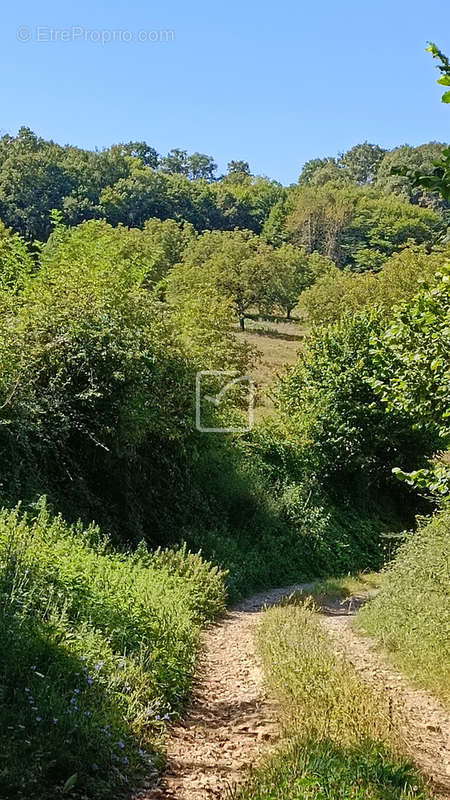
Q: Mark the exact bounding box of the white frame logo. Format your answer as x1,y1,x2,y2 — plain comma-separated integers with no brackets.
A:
195,371,255,433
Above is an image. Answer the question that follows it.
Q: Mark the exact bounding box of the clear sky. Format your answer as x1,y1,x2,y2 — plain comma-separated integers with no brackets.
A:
2,0,450,185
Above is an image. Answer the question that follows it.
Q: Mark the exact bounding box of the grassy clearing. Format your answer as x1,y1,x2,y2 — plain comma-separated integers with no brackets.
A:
234,315,305,418
0,500,226,799
233,601,431,800
356,511,450,707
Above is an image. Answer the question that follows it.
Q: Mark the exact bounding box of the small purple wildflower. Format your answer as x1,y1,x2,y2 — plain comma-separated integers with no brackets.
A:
117,740,124,749
122,757,129,765
94,661,104,672
73,688,80,695
91,763,98,772
52,718,58,725
35,716,41,722
24,688,30,694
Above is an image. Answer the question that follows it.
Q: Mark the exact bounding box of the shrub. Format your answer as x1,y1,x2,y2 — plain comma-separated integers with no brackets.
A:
356,510,450,705
0,223,198,539
300,244,450,327
0,500,226,798
274,311,435,503
370,264,450,498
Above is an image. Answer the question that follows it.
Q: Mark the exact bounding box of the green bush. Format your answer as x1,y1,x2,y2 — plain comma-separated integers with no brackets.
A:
0,500,226,798
370,264,450,498
274,311,435,503
300,244,449,327
356,510,450,705
0,221,199,540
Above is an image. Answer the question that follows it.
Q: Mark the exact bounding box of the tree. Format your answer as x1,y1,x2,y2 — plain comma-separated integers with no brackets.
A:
0,221,35,291
265,245,313,318
223,161,252,185
298,157,345,186
0,139,74,240
370,264,450,499
99,165,171,227
159,149,217,181
0,222,199,534
40,217,193,291
159,148,189,175
300,243,449,326
386,45,450,207
111,141,159,168
227,160,250,176
275,311,434,500
298,144,386,187
168,229,277,330
371,264,450,447
427,42,450,103
187,153,217,181
285,185,441,270
375,143,448,207
338,142,386,184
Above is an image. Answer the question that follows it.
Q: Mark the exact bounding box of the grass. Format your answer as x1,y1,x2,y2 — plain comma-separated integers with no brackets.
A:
356,510,450,707
292,572,384,607
234,316,306,418
233,601,431,800
0,499,226,799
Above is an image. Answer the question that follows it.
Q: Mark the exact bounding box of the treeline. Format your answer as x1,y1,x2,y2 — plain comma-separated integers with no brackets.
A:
0,128,447,252
0,128,281,240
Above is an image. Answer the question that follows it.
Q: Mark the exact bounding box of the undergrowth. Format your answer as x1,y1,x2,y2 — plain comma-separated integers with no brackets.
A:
0,499,226,799
356,510,450,707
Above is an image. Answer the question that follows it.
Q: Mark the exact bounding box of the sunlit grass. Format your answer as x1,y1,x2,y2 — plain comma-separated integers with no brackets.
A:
233,601,431,800
356,511,450,707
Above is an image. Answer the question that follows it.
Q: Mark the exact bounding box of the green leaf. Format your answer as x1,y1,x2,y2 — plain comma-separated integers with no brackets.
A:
437,75,450,86
441,90,450,104
63,774,78,793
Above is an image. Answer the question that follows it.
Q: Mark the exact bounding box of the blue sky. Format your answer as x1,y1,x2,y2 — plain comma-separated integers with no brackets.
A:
2,0,449,184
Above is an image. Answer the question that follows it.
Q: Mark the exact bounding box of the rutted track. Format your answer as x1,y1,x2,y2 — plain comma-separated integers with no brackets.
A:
137,583,312,799
136,584,450,799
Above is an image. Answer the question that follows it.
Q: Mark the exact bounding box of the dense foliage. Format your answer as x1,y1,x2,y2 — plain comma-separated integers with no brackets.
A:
299,243,450,325
274,311,436,503
357,510,450,705
0,500,226,798
275,184,441,271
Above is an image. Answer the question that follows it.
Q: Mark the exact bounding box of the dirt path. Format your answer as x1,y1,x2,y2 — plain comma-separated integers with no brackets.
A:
136,583,312,800
136,585,450,800
319,603,450,799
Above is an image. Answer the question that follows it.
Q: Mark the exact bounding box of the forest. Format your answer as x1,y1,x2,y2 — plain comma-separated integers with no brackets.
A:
0,40,449,800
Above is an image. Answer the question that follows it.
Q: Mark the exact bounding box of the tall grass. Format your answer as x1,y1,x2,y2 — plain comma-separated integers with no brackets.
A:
234,601,431,800
0,499,226,799
356,510,450,706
